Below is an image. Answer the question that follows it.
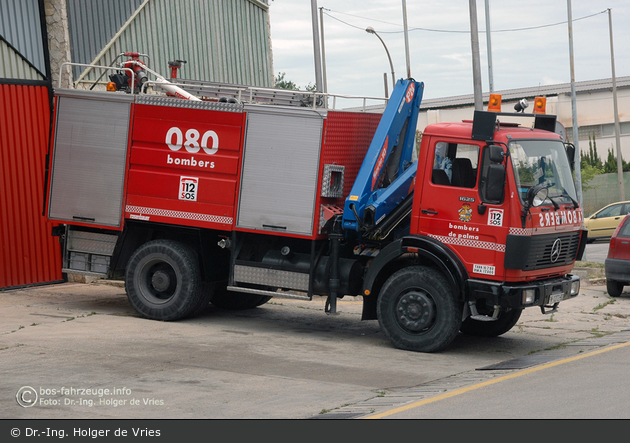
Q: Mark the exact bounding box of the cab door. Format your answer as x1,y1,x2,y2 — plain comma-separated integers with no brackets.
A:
415,140,509,278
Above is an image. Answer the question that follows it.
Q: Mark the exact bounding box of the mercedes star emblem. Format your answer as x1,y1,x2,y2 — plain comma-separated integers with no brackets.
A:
550,238,562,263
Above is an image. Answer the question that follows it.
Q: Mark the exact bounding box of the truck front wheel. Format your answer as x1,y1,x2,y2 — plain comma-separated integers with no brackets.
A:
125,240,207,321
377,266,462,352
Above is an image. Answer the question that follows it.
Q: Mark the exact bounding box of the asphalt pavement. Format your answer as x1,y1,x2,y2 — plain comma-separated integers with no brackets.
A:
1,266,629,420
581,240,610,265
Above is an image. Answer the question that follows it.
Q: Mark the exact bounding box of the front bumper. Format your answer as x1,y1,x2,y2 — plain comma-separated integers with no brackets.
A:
467,274,580,310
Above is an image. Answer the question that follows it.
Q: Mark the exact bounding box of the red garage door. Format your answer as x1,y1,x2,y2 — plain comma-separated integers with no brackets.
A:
0,83,62,288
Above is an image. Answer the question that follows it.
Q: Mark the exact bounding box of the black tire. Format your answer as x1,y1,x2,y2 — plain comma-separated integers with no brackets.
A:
376,266,462,353
210,286,272,310
125,240,207,321
460,308,522,337
606,280,624,297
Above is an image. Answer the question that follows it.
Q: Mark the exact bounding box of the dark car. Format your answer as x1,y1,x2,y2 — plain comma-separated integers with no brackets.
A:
604,213,630,297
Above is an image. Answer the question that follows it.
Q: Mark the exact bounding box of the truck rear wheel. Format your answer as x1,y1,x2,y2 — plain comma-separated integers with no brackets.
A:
460,308,522,337
125,240,207,321
377,266,462,353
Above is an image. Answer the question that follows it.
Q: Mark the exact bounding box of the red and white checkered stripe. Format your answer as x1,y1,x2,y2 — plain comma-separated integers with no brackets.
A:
429,234,506,253
125,205,233,225
508,227,534,236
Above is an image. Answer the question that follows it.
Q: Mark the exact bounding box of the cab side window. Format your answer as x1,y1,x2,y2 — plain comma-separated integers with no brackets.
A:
431,142,479,188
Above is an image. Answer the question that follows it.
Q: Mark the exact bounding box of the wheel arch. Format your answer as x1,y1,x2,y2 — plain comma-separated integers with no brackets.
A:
111,220,230,283
361,235,468,320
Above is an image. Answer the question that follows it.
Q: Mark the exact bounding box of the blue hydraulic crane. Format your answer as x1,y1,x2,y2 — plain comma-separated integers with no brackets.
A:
342,78,424,236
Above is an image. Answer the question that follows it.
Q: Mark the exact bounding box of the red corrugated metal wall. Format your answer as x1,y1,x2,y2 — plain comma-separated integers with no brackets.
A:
0,84,62,288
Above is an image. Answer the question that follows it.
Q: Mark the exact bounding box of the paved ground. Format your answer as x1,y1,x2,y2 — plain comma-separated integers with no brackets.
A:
1,269,629,419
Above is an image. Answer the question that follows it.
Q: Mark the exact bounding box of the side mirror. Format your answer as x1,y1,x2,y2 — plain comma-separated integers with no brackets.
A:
488,145,504,163
565,143,575,172
485,164,505,202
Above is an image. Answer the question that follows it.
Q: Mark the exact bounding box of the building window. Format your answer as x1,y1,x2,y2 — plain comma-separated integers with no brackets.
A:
567,122,630,142
602,122,630,137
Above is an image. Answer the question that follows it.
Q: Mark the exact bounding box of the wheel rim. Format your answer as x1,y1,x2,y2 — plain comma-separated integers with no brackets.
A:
395,290,436,332
137,258,179,305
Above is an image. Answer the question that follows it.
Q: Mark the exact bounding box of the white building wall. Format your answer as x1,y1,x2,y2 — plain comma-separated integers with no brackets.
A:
418,79,630,163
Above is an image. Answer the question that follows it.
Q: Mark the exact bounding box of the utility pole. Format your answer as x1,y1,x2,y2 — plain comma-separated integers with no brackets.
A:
469,0,483,110
608,8,624,201
402,0,411,79
567,0,582,205
484,0,494,93
310,0,323,93
319,7,328,95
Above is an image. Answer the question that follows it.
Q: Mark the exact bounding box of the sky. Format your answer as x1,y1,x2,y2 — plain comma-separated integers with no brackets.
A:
267,0,630,103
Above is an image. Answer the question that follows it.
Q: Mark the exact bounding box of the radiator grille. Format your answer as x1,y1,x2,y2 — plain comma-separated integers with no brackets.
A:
505,232,581,271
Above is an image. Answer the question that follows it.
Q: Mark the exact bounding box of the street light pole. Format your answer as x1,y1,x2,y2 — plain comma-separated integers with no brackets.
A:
608,8,624,201
366,27,396,91
567,0,582,205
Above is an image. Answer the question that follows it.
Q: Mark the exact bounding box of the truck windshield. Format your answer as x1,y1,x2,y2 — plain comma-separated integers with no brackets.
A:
509,139,578,207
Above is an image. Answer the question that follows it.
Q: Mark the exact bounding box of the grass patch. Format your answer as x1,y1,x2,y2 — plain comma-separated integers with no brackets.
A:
319,403,356,415
544,313,557,322
594,299,615,311
574,261,605,269
588,327,614,338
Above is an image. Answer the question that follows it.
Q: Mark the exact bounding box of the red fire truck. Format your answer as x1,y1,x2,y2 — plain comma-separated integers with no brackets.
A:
45,57,586,352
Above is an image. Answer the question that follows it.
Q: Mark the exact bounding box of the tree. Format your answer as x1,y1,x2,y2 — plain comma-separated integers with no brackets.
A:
274,72,317,92
274,72,298,90
580,163,602,191
582,134,603,169
579,134,604,190
603,147,630,173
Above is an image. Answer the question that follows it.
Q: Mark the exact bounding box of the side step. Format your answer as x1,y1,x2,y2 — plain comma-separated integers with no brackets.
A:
468,301,499,321
227,286,310,301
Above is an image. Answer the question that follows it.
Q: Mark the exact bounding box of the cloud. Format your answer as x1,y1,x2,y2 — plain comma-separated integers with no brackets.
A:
269,0,630,100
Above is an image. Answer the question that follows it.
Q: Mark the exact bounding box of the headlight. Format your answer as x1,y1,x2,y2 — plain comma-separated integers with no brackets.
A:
522,288,536,305
571,280,580,296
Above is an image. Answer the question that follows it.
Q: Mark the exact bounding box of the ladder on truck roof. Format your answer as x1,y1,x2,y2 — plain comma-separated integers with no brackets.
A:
59,61,389,111
158,78,389,111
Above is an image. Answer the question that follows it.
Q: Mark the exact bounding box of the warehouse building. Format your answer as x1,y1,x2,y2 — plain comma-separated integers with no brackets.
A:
0,0,273,289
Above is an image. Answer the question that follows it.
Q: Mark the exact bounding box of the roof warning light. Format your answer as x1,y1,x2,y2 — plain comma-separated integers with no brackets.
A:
487,94,502,112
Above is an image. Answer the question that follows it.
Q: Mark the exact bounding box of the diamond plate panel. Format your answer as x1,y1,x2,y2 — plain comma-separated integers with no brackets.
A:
233,265,309,291
67,229,118,255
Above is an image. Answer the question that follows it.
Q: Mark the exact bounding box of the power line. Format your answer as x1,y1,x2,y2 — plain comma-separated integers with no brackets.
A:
323,8,607,35
322,11,367,32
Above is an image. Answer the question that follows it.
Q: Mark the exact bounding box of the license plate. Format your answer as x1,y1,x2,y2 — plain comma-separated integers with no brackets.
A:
549,292,565,304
